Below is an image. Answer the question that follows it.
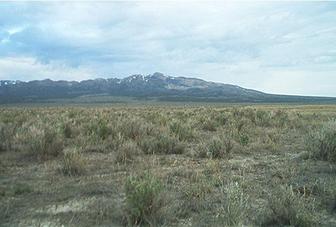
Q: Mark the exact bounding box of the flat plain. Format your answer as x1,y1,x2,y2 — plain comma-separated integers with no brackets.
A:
1,104,336,226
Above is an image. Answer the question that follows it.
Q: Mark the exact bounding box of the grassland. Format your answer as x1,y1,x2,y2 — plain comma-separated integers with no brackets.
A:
0,104,336,226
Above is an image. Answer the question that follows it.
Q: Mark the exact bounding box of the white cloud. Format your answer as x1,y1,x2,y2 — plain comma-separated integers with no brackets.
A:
0,57,94,81
256,69,336,97
0,1,335,96
7,26,26,36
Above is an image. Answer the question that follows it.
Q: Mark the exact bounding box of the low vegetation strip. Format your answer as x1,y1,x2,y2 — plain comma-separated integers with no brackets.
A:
0,105,335,226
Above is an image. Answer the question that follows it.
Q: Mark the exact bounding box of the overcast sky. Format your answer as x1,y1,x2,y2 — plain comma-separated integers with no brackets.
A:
0,1,336,96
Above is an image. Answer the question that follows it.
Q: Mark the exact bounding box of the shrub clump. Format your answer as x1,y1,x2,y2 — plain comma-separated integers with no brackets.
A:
239,133,250,146
115,141,141,164
273,110,289,127
264,185,316,226
208,138,225,158
21,125,63,159
306,120,336,162
88,120,111,140
140,134,185,155
256,110,271,127
61,122,73,138
178,176,212,217
169,121,194,141
201,118,218,131
0,123,14,152
97,122,111,140
124,172,164,226
11,183,32,196
61,148,86,176
199,137,233,159
119,119,147,140
217,182,248,226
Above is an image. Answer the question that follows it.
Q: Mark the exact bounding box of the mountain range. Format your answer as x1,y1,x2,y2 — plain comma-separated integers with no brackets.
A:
0,72,335,104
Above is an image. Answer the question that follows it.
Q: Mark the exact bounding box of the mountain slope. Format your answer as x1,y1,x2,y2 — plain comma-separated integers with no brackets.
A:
0,72,335,104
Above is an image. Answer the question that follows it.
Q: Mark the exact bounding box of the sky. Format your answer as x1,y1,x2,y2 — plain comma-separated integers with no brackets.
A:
0,1,336,96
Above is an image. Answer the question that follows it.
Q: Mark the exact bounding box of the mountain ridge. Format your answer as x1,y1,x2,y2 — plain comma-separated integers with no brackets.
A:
1,72,335,104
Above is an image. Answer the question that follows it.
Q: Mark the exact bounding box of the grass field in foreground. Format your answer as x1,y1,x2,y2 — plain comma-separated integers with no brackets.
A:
1,105,336,226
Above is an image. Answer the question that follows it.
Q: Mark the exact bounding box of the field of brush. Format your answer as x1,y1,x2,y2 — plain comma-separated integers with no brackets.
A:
1,105,336,226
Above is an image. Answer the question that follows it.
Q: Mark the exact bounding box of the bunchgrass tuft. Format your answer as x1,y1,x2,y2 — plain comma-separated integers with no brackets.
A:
139,134,185,155
217,182,248,226
264,185,317,226
124,172,164,226
115,140,141,164
306,120,336,162
21,125,63,159
60,148,86,176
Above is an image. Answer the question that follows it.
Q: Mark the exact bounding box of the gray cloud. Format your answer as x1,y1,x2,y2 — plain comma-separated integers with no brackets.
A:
0,1,335,96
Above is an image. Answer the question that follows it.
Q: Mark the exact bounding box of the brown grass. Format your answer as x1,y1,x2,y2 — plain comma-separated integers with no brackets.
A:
0,105,335,226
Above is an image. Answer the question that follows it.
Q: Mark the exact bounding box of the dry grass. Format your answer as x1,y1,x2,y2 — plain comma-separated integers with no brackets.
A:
306,120,336,162
115,140,142,164
124,172,164,226
264,185,317,226
0,105,336,226
60,147,86,176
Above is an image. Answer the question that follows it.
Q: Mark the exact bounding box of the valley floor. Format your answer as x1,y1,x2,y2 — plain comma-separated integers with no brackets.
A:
1,105,336,226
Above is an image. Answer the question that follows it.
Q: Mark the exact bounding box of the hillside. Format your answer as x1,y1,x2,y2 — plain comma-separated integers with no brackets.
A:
1,72,335,104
